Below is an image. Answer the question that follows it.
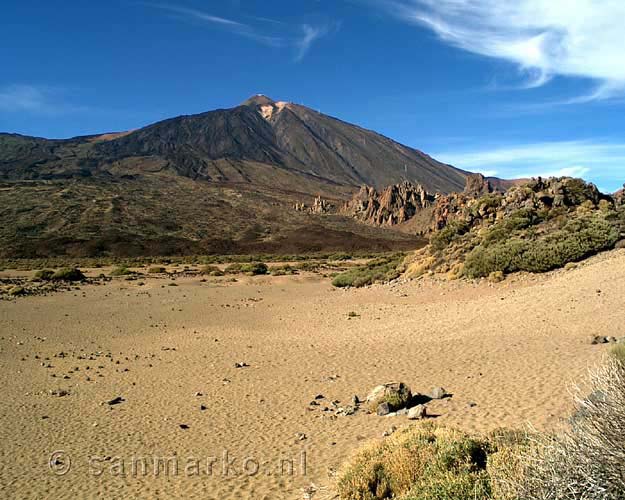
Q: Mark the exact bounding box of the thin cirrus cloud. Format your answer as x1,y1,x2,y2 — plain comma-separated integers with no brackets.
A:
434,140,625,192
0,84,87,114
381,0,625,102
147,3,336,61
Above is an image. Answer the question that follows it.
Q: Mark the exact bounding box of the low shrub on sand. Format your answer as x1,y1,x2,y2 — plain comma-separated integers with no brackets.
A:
199,265,223,276
110,267,134,276
337,423,493,500
147,266,167,274
269,264,297,276
332,255,403,288
51,268,85,282
224,262,267,275
33,269,55,281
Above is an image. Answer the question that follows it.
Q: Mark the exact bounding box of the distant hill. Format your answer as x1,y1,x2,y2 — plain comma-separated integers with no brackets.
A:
0,95,498,258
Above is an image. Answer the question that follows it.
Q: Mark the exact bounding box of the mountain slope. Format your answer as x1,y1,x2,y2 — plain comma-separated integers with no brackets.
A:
0,95,480,257
1,95,467,192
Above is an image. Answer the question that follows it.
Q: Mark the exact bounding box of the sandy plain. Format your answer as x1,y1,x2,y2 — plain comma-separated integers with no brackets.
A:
1,251,622,499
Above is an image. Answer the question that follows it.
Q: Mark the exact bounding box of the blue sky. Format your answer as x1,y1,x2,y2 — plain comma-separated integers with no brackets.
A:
1,0,625,192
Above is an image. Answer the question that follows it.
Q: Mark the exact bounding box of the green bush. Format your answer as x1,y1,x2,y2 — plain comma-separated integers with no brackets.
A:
51,268,85,282
464,215,618,278
430,222,469,252
332,255,403,288
147,266,166,274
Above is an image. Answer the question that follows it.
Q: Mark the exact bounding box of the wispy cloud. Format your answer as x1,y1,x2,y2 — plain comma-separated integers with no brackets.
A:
147,3,336,60
148,4,245,27
295,24,329,62
377,0,625,102
0,84,87,114
434,140,625,191
0,85,49,112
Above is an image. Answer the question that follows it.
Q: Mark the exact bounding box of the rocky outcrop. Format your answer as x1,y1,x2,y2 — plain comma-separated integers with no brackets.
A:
614,184,625,207
464,173,494,197
342,181,434,226
433,176,609,232
294,196,332,214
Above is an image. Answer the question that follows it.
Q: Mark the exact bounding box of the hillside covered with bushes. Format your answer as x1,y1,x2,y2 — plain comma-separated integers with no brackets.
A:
403,177,625,280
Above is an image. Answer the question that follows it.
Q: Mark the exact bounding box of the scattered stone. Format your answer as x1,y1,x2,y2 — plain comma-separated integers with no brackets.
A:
467,401,477,408
200,404,207,411
234,362,250,368
179,424,190,430
314,394,325,400
106,396,125,406
430,387,447,399
296,432,307,441
590,335,609,345
351,395,360,406
407,404,427,420
377,402,391,416
382,426,397,437
50,389,70,397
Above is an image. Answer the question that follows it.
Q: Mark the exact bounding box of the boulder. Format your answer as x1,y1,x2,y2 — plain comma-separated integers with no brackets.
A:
366,382,412,413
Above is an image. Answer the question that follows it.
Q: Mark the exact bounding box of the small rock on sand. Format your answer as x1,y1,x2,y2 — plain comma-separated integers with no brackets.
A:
407,404,427,420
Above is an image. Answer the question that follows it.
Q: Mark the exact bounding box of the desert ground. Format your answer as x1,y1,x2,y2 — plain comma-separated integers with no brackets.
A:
1,251,622,499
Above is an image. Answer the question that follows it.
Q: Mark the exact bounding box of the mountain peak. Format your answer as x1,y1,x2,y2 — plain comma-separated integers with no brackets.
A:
241,94,276,107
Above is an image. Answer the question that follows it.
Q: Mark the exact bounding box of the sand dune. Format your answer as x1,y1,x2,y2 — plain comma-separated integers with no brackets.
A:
1,251,622,499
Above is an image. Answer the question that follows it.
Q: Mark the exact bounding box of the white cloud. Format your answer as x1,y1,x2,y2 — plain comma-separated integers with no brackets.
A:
147,4,336,60
434,140,625,191
385,0,625,101
295,24,329,62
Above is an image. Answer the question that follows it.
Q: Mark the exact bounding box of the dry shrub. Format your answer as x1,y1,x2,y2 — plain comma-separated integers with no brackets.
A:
508,358,625,499
405,255,436,279
609,343,625,365
446,262,464,281
336,423,491,500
